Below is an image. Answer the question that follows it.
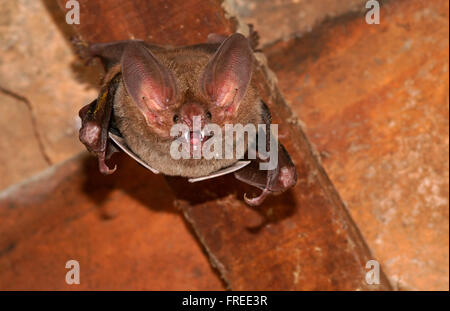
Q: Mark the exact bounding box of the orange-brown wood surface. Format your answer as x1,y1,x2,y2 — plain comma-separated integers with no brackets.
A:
0,154,223,290
61,0,233,45
265,0,449,290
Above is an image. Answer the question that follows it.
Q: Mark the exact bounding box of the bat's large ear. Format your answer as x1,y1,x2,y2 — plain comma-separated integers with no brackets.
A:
200,33,253,116
121,42,177,124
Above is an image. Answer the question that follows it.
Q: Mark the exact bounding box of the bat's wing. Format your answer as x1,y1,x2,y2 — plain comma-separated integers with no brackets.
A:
234,101,297,206
188,161,251,183
78,74,121,174
110,129,251,181
108,132,160,174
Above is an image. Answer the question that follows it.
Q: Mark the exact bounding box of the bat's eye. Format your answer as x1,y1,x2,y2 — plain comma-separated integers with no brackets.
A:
206,111,212,120
173,114,180,123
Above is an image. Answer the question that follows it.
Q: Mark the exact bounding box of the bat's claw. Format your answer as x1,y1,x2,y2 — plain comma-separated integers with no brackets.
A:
244,189,270,207
99,157,117,175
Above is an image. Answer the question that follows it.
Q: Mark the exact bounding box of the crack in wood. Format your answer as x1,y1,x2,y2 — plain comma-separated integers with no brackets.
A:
0,86,52,166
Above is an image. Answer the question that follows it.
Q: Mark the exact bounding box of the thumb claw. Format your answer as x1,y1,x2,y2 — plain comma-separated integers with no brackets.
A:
99,157,117,175
244,189,270,207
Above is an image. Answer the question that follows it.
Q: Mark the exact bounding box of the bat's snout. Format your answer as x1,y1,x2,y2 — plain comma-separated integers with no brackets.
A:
180,102,208,128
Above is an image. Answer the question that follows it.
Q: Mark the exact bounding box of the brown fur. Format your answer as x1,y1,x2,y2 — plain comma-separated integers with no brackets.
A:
113,46,262,177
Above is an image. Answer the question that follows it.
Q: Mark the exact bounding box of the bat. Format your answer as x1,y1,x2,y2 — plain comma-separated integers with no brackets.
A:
77,31,297,206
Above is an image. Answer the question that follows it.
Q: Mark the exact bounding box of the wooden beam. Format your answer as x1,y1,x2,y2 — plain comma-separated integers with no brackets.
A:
55,0,391,290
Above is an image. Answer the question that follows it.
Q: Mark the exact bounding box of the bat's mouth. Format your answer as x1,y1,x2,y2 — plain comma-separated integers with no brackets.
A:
190,130,210,146
189,130,212,155
175,130,213,157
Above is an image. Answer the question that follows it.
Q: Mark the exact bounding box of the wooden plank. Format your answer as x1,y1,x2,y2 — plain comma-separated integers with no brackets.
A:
59,0,233,45
265,0,449,290
0,154,223,290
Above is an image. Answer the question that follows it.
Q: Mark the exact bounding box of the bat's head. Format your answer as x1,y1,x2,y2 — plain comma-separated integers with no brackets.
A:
121,34,255,154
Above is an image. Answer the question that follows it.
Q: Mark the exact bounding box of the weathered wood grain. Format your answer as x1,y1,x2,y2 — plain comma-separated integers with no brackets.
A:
0,154,223,290
265,0,449,290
